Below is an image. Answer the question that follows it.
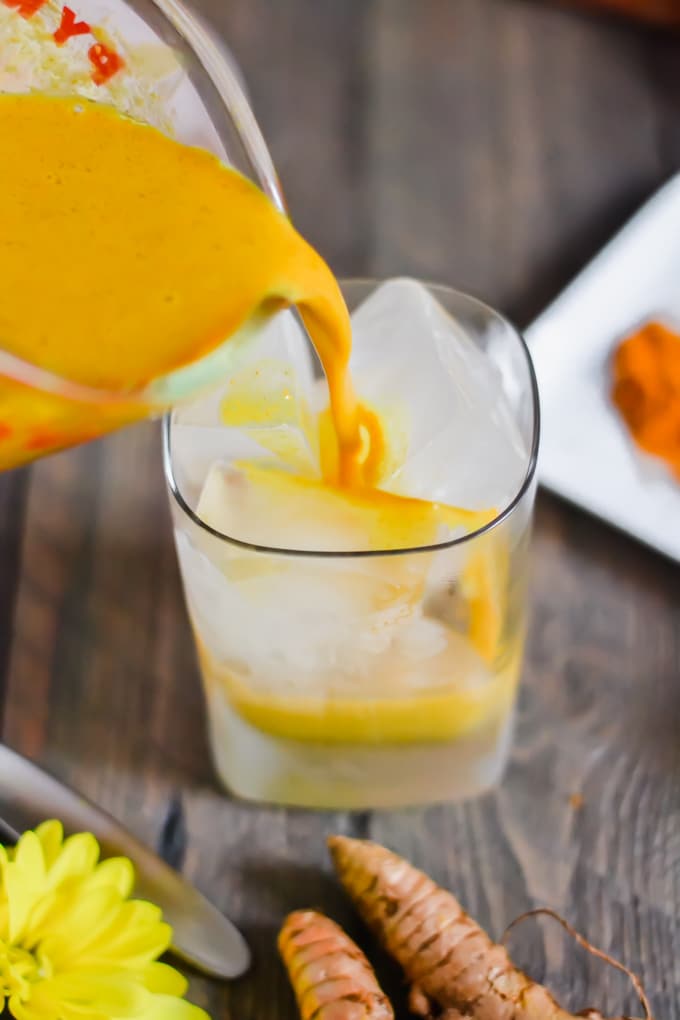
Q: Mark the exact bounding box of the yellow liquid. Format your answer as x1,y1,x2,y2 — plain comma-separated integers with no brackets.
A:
0,93,511,751
197,640,521,745
0,94,369,480
194,464,514,748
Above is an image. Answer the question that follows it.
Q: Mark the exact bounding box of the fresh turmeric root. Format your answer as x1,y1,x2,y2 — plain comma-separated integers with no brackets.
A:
278,909,394,1019
328,836,650,1020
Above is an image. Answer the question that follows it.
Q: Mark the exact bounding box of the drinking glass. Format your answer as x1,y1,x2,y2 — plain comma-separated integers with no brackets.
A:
0,0,284,469
164,280,540,810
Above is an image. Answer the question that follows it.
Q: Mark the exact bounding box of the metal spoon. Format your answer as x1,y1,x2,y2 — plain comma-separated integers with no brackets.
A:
0,743,250,980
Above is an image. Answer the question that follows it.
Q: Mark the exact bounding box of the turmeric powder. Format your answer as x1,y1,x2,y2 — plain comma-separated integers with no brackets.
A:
328,835,651,1020
611,320,680,480
278,909,394,1019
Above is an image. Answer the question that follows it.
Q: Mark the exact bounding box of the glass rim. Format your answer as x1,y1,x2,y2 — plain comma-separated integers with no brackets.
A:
163,277,541,559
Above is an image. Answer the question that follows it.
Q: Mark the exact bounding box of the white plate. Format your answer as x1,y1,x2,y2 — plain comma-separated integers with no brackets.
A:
525,173,680,563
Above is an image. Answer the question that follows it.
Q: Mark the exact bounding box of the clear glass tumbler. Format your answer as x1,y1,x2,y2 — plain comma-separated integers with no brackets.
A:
0,0,284,469
165,280,539,810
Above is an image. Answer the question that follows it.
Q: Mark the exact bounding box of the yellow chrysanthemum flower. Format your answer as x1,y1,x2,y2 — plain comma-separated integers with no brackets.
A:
0,820,210,1020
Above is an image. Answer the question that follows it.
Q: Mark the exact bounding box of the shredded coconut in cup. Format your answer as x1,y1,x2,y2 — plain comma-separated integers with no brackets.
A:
0,0,199,131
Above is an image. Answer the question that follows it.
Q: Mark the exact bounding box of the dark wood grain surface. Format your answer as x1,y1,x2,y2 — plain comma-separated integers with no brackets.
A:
1,1,679,1017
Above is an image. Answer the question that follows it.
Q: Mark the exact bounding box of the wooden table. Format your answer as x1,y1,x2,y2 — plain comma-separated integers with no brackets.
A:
1,1,679,1017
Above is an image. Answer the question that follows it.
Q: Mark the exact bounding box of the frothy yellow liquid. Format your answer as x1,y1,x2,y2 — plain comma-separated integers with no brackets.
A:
0,93,374,480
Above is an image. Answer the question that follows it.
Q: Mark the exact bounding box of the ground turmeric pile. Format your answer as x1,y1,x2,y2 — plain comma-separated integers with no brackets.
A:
328,835,649,1020
611,320,680,480
279,909,394,1019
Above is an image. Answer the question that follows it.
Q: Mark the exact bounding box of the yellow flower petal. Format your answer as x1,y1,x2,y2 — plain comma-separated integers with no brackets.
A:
55,1008,108,1020
26,861,133,949
33,888,122,966
45,834,100,891
98,917,173,967
13,833,46,886
136,993,211,1020
86,858,135,900
56,920,173,972
41,887,120,940
19,888,61,946
0,846,10,940
109,901,163,931
7,995,46,1020
31,972,147,1016
95,900,164,947
3,832,51,942
35,821,64,870
2,859,40,943
142,962,188,998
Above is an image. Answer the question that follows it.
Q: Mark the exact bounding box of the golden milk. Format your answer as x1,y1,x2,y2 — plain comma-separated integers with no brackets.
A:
0,93,373,479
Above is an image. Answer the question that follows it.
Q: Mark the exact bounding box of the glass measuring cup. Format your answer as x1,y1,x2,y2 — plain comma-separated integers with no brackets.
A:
0,0,286,469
